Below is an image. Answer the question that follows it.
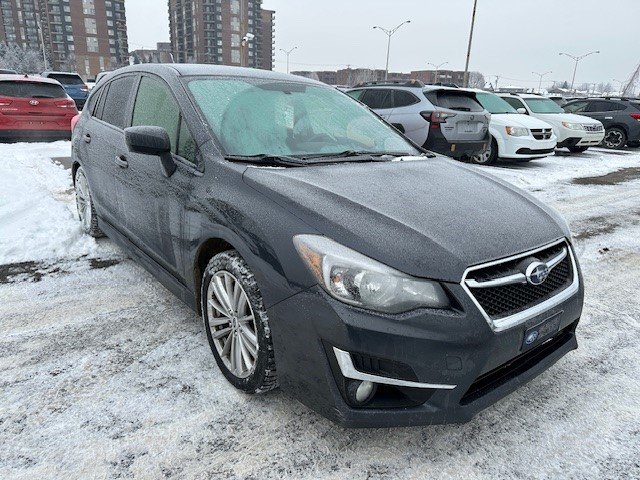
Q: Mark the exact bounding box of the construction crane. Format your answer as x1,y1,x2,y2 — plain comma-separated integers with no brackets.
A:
622,63,640,97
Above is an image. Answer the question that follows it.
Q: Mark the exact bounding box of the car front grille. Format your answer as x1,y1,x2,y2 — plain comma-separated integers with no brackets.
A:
584,124,604,132
530,128,553,140
463,240,576,325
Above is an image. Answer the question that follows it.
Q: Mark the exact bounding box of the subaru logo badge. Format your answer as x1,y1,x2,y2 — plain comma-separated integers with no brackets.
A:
29,99,39,106
525,261,550,286
525,330,539,345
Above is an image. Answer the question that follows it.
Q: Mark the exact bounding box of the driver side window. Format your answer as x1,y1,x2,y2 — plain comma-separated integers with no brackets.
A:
132,76,197,164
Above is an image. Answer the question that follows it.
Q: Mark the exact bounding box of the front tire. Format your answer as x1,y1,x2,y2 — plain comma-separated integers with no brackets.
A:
602,127,627,149
201,250,278,393
568,146,589,153
74,166,103,237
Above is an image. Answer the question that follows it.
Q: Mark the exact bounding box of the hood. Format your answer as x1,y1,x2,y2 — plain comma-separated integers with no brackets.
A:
534,112,599,125
491,113,554,129
243,157,569,283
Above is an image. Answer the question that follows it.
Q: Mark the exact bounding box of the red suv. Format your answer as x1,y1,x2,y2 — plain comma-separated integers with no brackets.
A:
0,74,78,142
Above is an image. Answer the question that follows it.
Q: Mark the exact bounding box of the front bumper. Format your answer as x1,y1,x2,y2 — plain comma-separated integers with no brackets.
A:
500,135,557,159
557,131,604,148
268,270,583,428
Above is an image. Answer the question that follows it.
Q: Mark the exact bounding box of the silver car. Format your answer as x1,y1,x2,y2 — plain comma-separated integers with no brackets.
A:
346,81,490,160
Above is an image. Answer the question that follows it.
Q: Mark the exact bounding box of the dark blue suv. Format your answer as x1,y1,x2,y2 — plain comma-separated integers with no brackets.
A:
41,72,89,110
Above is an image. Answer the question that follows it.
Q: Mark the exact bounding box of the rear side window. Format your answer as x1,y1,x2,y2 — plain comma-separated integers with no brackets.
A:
47,74,84,85
426,91,484,112
85,87,103,115
360,89,393,109
587,101,626,112
132,76,196,164
0,81,66,98
392,90,419,108
99,75,136,129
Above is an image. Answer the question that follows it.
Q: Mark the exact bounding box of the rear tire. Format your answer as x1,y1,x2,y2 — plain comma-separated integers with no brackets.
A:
201,250,278,394
568,146,589,153
74,166,103,238
602,127,627,149
470,138,498,165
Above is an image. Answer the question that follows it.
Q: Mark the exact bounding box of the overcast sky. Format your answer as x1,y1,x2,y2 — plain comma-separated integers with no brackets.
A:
126,0,639,88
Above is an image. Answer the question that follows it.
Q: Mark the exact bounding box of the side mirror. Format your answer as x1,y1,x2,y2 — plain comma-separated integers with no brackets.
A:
125,126,176,177
517,107,527,115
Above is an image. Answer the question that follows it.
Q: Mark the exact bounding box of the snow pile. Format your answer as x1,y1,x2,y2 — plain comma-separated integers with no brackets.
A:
0,142,98,265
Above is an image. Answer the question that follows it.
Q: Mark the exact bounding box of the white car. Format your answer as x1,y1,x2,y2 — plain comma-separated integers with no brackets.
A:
471,90,557,164
499,93,604,153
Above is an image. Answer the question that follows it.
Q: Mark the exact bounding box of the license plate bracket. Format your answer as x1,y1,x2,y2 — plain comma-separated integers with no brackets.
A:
521,312,562,352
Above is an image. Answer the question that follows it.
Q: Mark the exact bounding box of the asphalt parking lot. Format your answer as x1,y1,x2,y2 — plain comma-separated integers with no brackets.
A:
1,142,639,479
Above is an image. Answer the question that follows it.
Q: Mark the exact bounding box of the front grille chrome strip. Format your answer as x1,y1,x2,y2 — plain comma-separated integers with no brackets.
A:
461,239,580,332
465,246,568,289
466,272,526,289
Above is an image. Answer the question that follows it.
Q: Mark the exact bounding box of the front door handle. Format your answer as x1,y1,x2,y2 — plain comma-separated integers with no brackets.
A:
84,133,91,143
115,155,128,168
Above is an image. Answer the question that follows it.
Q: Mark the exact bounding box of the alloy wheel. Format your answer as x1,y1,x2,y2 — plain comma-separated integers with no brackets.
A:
75,170,92,232
603,129,625,149
206,271,259,379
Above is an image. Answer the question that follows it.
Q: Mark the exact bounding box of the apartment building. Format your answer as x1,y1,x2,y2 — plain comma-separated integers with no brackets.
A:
168,0,275,70
0,0,129,79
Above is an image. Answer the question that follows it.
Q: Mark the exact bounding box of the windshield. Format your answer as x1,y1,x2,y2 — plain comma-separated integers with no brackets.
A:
476,92,518,114
524,98,565,114
186,77,419,159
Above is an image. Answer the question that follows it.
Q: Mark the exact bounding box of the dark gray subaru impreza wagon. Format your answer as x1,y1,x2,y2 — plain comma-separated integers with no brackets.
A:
71,64,583,428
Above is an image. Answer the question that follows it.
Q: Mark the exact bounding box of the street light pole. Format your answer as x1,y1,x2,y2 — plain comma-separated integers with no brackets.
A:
559,51,600,93
532,71,552,93
373,20,411,81
279,46,298,74
35,12,48,71
428,62,448,84
463,0,479,87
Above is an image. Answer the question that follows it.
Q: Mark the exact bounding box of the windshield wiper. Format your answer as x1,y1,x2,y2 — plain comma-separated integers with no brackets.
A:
224,154,306,167
302,150,416,161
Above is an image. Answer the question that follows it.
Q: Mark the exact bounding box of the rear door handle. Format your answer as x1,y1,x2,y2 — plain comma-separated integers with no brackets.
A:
115,155,128,168
83,133,91,143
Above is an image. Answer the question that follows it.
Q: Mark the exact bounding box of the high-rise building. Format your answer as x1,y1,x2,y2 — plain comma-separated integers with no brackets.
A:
0,0,129,79
257,8,273,70
168,0,275,70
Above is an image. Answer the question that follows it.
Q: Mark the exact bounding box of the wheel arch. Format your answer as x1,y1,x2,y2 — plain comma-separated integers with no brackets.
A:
193,237,236,315
71,161,81,185
607,123,629,136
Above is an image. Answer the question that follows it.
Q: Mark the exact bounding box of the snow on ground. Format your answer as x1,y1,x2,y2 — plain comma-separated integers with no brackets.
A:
1,143,639,479
0,142,99,265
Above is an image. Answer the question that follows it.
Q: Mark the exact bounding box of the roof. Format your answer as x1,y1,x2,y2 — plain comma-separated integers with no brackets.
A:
0,74,62,85
41,71,83,76
109,64,324,85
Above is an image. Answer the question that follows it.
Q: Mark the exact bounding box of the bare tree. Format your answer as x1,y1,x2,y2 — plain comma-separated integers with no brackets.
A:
0,44,46,74
467,71,486,88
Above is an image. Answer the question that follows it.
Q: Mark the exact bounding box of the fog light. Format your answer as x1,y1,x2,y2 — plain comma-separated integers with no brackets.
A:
346,379,377,406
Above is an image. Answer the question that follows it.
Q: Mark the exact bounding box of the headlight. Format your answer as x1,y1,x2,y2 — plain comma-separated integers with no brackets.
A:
505,126,529,137
293,235,450,314
562,122,584,131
